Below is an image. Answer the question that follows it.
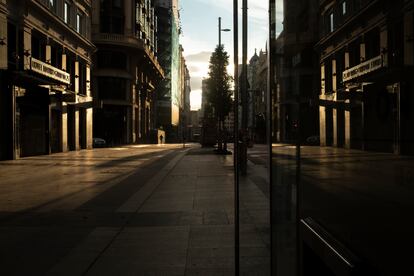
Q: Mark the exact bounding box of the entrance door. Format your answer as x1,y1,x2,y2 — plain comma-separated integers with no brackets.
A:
51,109,62,153
67,105,75,151
16,86,49,157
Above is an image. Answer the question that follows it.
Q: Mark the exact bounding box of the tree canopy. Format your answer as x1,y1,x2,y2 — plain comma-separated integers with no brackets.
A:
205,45,233,122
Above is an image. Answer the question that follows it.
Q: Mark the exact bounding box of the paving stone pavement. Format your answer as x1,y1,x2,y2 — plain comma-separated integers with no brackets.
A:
0,145,272,275
46,147,239,276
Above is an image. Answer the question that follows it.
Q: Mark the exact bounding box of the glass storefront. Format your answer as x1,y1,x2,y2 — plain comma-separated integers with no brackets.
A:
235,0,414,275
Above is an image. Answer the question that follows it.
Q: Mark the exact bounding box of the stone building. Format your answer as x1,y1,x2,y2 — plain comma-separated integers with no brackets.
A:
0,0,94,160
318,0,414,154
91,0,163,145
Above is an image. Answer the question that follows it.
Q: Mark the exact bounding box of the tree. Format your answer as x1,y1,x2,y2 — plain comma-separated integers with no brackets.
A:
205,45,233,152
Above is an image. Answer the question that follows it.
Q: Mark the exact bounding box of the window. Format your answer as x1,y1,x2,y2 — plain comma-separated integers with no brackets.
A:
48,0,56,12
100,0,125,34
342,1,347,15
76,13,82,33
97,51,127,69
330,12,334,32
98,77,127,100
64,2,70,24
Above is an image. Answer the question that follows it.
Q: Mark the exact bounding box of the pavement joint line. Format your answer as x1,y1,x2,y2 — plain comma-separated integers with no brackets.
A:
80,148,191,276
116,148,191,213
19,150,174,213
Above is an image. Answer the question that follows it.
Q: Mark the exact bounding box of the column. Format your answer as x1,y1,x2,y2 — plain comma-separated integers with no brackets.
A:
345,108,351,149
380,26,388,65
86,107,93,149
124,0,132,35
46,44,51,64
62,104,68,152
360,42,366,62
0,10,7,69
132,85,137,143
75,60,79,93
319,106,326,146
344,51,350,69
333,108,338,147
74,108,80,150
86,65,91,96
332,59,337,93
320,64,325,95
23,25,32,70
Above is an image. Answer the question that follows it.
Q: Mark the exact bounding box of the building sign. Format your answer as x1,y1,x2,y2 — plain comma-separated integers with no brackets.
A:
343,55,385,82
30,57,71,85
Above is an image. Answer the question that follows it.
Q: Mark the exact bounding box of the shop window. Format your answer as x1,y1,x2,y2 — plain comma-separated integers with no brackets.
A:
348,40,361,67
336,51,345,88
365,29,380,60
31,32,47,61
50,44,63,68
324,59,333,94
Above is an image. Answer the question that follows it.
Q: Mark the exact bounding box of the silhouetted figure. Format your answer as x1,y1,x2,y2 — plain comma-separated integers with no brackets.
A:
159,135,164,144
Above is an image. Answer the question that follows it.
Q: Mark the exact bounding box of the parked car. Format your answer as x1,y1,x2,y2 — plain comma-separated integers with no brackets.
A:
305,135,320,146
93,138,106,148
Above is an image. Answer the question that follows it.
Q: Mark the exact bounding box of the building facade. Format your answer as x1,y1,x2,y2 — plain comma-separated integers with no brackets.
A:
0,0,94,160
318,0,414,154
91,0,163,146
154,0,181,142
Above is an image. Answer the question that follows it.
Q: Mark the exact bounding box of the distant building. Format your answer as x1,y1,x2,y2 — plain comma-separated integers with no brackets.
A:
252,48,268,143
189,109,201,141
318,0,414,154
154,0,182,142
0,0,95,160
200,78,211,119
91,0,164,145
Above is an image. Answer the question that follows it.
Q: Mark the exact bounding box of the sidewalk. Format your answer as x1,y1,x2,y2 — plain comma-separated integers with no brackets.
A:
0,145,273,275
45,147,236,276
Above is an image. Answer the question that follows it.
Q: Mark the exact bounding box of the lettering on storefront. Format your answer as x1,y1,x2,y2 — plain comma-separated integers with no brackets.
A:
342,55,385,82
30,58,71,85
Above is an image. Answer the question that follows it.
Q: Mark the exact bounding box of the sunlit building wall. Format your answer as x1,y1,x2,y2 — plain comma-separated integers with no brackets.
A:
154,0,182,141
0,0,94,160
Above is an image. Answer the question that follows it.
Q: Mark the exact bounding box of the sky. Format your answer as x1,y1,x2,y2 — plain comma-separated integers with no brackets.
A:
180,0,273,111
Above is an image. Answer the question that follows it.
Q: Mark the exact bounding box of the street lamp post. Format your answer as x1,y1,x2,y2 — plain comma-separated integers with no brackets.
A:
217,17,231,151
218,17,231,47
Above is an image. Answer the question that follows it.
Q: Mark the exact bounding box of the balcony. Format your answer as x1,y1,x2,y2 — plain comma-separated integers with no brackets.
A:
92,33,164,77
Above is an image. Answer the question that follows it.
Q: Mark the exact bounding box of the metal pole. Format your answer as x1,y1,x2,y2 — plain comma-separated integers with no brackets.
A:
218,17,221,47
241,0,248,175
233,0,239,274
